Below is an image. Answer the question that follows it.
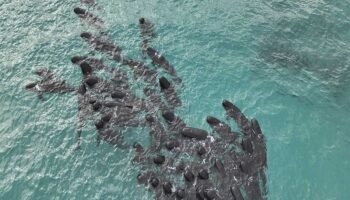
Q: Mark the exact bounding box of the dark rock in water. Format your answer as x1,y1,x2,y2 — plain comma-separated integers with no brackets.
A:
197,146,206,156
180,127,208,140
149,177,159,188
175,188,185,199
163,181,172,195
153,155,165,165
159,76,171,90
198,169,209,180
184,169,195,182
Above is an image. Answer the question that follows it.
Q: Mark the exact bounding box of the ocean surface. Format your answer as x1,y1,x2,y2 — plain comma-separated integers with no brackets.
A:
1,0,350,199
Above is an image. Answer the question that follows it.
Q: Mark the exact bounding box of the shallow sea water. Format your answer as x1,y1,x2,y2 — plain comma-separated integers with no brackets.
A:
1,0,350,199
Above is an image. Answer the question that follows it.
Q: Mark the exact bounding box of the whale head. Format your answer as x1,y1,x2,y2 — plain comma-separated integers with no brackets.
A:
139,18,145,24
159,76,171,90
71,56,86,64
80,32,92,40
74,7,86,15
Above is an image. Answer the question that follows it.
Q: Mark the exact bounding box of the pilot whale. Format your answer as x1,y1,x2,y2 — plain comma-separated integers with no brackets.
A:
139,17,156,45
74,7,105,29
142,44,182,84
25,68,75,100
80,32,123,61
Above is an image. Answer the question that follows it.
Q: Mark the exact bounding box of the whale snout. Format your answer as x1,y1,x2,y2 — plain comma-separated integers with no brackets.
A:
25,83,37,89
206,116,221,126
139,17,145,24
71,56,86,64
74,7,86,15
162,110,175,122
222,99,234,110
80,32,92,39
159,76,171,90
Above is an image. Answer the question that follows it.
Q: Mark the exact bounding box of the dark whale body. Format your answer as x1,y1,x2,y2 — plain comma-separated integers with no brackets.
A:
25,68,75,100
139,17,156,45
180,127,208,140
143,45,182,84
158,77,181,107
80,32,123,59
74,7,105,29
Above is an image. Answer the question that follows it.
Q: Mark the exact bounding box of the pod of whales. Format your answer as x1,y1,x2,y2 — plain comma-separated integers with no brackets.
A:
24,5,268,200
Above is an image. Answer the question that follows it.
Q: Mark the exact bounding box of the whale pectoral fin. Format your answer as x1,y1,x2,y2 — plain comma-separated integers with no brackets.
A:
99,31,108,36
65,87,77,93
222,100,252,135
141,48,147,60
37,92,44,101
172,77,182,85
113,134,129,149
74,144,81,151
74,130,82,151
88,48,96,56
116,141,129,149
206,115,236,142
96,135,101,146
94,5,102,11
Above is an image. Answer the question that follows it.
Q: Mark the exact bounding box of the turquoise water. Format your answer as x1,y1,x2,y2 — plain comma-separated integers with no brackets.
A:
1,0,350,199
